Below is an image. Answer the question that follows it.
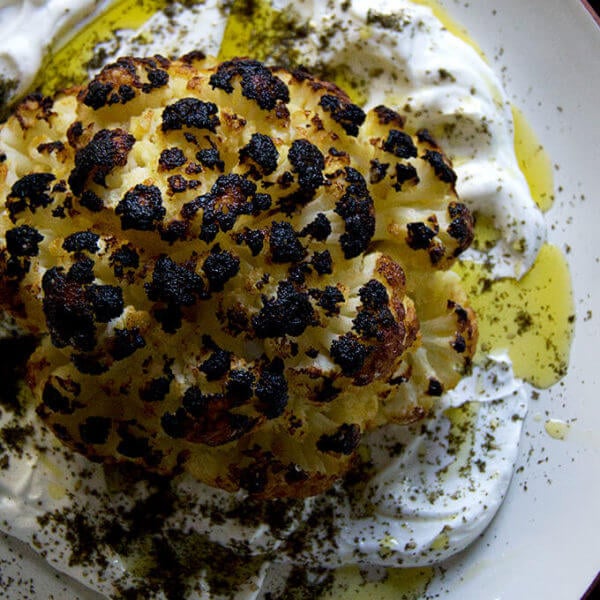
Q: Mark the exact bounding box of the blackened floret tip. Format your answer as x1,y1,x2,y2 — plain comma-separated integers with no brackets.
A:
62,231,100,254
115,184,165,231
111,327,145,360
239,133,279,175
319,94,366,136
253,280,314,339
383,129,418,159
406,222,437,250
68,128,135,196
210,59,290,110
5,225,44,257
423,149,457,184
255,368,288,419
335,168,375,258
330,334,368,376
269,221,306,264
317,423,361,455
161,97,220,133
301,213,332,241
288,139,325,193
359,280,389,309
200,347,231,381
202,247,241,292
145,255,205,307
7,172,56,219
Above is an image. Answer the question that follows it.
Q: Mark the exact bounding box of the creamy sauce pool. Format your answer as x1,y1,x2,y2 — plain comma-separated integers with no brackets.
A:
0,0,574,598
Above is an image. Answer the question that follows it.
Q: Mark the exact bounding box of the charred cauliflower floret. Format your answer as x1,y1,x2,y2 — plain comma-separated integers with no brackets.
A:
0,55,476,497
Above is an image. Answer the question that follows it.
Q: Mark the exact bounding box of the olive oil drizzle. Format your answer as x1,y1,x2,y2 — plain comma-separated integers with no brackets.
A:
218,0,300,63
409,0,486,59
322,565,435,600
512,105,555,212
219,0,370,106
35,0,166,96
454,245,574,388
462,100,572,387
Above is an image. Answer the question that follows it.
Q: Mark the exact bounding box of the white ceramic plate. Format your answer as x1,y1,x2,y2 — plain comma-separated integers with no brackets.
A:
0,1,599,598
432,1,600,598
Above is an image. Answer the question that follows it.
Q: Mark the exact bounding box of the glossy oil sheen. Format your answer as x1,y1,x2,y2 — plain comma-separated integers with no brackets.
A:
512,105,555,212
36,0,165,96
454,244,574,388
321,565,435,600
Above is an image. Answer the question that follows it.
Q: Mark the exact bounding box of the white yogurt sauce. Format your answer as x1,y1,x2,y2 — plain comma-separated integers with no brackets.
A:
0,357,527,599
0,0,108,98
0,0,545,597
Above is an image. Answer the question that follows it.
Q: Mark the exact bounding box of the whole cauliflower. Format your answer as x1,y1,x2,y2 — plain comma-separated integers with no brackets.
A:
0,55,476,497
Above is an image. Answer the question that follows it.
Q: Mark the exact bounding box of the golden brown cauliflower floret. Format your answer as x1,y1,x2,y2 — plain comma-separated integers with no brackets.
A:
0,55,476,498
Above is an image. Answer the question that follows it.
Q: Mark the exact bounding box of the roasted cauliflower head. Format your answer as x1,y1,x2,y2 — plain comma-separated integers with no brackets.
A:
0,55,476,497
